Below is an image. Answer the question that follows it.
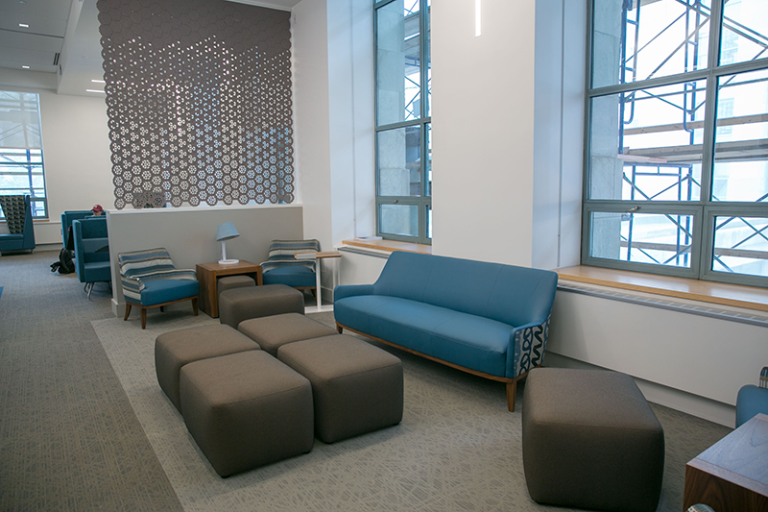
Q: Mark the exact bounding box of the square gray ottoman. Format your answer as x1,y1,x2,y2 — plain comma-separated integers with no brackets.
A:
238,313,338,356
180,350,314,477
522,368,665,512
217,275,255,300
218,284,304,329
155,324,260,412
277,334,403,443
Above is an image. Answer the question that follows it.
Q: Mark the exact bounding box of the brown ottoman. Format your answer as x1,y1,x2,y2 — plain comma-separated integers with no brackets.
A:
277,334,403,443
522,368,665,512
217,275,255,300
238,313,337,356
218,284,304,329
180,350,314,477
155,324,260,412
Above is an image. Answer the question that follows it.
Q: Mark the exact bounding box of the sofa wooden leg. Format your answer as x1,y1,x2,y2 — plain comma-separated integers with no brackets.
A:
192,297,199,316
336,323,343,334
506,381,517,412
124,303,132,321
140,308,147,329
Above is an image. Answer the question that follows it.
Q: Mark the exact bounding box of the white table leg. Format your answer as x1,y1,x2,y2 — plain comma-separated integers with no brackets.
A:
315,257,322,308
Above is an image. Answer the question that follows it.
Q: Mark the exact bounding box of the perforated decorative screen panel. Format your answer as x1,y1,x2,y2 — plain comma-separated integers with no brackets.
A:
97,0,294,209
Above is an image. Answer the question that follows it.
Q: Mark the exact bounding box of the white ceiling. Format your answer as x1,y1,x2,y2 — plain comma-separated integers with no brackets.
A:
0,0,301,97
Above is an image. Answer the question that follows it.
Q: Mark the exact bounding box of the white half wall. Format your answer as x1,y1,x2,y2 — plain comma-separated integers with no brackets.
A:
106,205,303,316
548,289,767,426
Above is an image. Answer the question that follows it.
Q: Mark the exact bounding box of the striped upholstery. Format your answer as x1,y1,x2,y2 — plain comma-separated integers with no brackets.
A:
118,248,197,304
261,239,320,273
686,505,715,512
761,366,768,389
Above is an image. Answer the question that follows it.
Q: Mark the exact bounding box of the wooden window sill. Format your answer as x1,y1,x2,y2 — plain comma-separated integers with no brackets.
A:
341,239,432,255
556,265,768,313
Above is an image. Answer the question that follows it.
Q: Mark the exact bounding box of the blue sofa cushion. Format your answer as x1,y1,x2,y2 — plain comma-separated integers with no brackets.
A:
334,295,513,377
135,279,200,307
83,261,112,283
262,266,316,288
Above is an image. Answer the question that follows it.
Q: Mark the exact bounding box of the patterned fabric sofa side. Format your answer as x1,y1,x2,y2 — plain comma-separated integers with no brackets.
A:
333,251,558,412
0,195,35,253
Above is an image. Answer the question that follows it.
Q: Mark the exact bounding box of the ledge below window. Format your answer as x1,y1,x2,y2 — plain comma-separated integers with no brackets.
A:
341,239,432,255
556,265,768,313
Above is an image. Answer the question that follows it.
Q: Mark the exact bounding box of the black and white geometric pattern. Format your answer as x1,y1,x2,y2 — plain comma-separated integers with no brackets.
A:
513,315,550,376
97,0,294,209
0,195,27,234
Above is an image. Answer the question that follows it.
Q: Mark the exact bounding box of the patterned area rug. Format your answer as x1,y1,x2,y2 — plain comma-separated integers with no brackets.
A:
92,311,728,512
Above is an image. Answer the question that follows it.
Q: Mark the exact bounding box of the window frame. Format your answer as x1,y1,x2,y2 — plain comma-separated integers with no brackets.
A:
0,91,49,220
374,0,432,244
582,0,768,288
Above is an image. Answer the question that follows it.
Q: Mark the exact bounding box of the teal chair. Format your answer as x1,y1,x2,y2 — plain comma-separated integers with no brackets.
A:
0,195,35,254
61,210,93,249
736,366,768,427
260,239,320,292
72,217,111,299
118,248,199,329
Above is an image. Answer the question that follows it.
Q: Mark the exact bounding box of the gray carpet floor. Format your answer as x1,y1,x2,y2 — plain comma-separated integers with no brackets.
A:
0,250,733,511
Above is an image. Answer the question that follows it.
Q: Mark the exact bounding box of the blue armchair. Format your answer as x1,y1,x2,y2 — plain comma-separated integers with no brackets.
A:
72,217,111,298
736,366,768,427
118,248,199,329
0,195,35,254
260,239,320,292
61,210,93,249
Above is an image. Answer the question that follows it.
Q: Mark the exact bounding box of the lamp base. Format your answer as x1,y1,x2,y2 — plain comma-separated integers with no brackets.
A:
218,259,239,265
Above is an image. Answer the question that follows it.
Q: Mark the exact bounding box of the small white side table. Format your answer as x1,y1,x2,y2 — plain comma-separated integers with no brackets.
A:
296,251,341,310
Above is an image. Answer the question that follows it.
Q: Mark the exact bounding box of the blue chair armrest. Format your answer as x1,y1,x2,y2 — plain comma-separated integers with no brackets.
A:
334,284,374,303
506,315,551,379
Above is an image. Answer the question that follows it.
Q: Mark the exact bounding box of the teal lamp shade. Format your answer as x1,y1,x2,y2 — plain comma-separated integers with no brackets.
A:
216,222,239,264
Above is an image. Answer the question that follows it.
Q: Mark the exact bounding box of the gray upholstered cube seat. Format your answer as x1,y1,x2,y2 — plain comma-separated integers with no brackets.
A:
277,334,403,443
238,313,338,356
217,275,256,299
522,368,665,512
155,324,260,412
218,284,304,329
180,350,314,477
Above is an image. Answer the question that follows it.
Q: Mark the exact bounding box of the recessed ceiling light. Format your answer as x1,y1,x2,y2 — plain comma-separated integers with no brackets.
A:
91,79,106,84
86,89,106,93
19,23,29,28
22,65,30,69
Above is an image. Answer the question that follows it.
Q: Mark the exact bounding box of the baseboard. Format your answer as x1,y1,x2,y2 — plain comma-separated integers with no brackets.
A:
544,352,736,428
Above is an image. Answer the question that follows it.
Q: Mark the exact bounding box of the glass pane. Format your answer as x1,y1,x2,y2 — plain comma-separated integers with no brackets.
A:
378,125,422,197
0,148,43,164
712,216,768,277
377,0,421,126
720,0,768,66
426,0,431,118
380,204,418,237
711,69,768,202
589,81,705,201
592,0,710,88
590,211,694,268
0,91,43,148
425,123,431,196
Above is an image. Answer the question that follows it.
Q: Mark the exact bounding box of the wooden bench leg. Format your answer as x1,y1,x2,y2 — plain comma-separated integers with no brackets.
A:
124,303,132,321
506,381,517,412
140,308,147,329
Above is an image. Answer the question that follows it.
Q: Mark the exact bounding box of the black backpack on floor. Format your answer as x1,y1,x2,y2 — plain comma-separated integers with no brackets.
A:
51,248,75,275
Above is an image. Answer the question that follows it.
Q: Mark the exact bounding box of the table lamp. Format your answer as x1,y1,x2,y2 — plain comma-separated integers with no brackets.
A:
216,222,240,264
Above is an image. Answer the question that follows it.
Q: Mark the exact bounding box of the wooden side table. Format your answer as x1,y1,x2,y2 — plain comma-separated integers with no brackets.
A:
196,261,263,318
683,412,768,511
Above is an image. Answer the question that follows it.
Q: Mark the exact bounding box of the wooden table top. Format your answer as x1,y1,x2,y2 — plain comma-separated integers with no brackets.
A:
196,260,261,272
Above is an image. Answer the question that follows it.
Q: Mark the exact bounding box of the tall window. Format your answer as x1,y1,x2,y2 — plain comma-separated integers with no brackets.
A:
584,0,768,287
374,0,432,244
0,91,47,219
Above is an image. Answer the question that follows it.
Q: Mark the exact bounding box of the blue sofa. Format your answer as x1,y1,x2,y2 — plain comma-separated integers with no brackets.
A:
334,251,558,411
61,210,93,248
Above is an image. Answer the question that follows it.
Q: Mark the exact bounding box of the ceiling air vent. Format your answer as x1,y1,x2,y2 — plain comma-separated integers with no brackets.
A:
53,53,60,66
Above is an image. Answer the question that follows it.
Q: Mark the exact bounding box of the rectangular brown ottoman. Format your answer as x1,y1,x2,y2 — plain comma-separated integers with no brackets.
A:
277,334,403,443
218,284,304,329
155,324,260,412
522,368,665,512
180,350,314,477
238,312,337,356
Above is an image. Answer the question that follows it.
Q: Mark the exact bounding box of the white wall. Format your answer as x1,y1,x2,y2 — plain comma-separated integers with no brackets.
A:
0,85,112,245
